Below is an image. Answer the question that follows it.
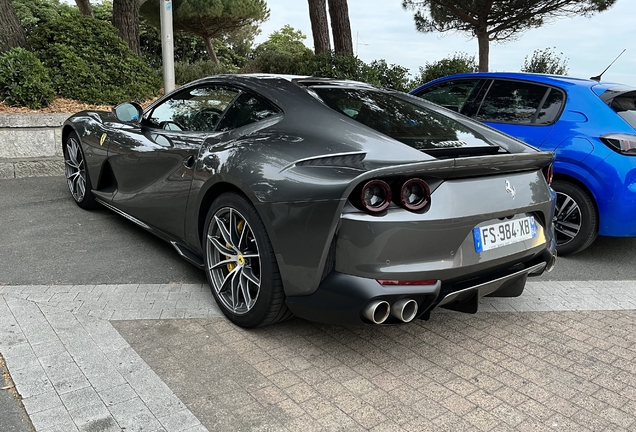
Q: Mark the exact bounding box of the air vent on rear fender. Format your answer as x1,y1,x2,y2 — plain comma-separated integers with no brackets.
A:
295,153,365,168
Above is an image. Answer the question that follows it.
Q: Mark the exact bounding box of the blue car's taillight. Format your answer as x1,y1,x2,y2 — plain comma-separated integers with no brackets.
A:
600,134,636,155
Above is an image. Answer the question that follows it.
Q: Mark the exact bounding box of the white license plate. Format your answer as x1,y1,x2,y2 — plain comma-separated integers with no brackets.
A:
473,216,536,252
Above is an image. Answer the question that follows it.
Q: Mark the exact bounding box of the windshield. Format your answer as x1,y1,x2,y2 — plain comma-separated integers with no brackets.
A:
310,86,501,153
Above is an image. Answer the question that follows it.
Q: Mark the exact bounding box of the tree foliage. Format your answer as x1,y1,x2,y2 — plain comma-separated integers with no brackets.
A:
140,0,269,65
254,25,312,58
402,0,616,72
521,47,569,75
246,25,313,75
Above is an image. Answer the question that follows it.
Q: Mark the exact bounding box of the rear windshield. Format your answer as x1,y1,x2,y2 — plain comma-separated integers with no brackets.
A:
310,86,502,154
610,91,636,129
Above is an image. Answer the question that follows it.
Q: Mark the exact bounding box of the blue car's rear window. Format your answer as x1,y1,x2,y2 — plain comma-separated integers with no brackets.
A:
609,91,636,130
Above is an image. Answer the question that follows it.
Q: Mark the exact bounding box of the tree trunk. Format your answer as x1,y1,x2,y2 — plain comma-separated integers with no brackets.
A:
204,36,220,66
308,0,331,54
75,0,94,17
477,30,489,72
0,0,27,53
327,0,353,55
113,0,141,55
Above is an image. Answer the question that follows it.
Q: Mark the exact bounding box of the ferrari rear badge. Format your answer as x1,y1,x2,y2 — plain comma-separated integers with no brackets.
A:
505,180,516,199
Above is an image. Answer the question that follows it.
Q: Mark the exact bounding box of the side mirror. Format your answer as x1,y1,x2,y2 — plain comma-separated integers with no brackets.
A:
113,102,143,123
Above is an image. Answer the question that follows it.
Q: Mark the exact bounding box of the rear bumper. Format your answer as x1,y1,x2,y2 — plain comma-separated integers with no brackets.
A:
286,242,556,326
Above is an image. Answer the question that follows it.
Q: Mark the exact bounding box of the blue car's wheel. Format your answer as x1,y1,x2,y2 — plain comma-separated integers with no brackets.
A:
552,180,598,255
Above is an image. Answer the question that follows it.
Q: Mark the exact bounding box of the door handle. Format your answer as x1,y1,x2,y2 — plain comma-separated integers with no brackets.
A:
183,155,195,169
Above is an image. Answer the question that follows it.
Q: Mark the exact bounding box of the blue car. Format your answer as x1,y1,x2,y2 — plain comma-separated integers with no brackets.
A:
411,72,636,255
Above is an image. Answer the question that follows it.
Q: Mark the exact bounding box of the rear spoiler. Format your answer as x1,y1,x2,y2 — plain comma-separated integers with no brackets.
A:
354,151,554,181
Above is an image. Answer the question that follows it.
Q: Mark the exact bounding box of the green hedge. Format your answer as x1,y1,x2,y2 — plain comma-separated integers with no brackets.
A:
29,14,161,104
0,47,55,109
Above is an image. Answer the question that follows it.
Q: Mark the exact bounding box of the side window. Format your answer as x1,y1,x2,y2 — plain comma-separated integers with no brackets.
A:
414,80,480,113
146,85,240,132
536,88,565,125
476,80,550,124
216,92,279,132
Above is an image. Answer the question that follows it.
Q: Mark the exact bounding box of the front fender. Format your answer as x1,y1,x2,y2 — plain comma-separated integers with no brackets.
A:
63,114,110,188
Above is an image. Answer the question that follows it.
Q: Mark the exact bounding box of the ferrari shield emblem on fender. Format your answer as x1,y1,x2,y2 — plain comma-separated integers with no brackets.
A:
505,180,516,199
100,133,106,146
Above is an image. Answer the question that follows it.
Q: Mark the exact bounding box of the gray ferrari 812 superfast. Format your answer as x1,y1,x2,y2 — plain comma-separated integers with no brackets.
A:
62,74,557,327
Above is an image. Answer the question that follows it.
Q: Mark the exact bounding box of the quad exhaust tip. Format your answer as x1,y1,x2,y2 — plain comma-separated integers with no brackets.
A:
391,298,418,323
362,300,391,324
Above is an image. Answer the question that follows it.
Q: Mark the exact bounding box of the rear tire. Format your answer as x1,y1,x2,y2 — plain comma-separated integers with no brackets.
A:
63,132,98,210
203,192,291,328
552,179,597,256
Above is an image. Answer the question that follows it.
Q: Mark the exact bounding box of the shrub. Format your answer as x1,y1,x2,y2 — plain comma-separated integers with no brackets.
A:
13,0,76,35
29,14,160,104
244,50,311,75
411,52,477,88
522,47,569,75
304,51,379,85
0,48,55,109
368,60,412,92
173,60,238,85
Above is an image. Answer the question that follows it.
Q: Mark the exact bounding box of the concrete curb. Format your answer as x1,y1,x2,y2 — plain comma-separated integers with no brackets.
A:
0,114,71,179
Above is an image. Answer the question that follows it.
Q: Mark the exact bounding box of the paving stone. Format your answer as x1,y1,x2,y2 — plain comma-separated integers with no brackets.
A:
21,390,64,415
6,282,636,432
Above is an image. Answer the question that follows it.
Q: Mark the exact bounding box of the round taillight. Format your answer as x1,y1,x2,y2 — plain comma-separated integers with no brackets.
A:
361,180,391,213
400,178,430,211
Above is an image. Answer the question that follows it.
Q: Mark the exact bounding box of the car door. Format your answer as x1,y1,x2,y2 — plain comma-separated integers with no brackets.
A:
107,84,241,239
473,79,565,149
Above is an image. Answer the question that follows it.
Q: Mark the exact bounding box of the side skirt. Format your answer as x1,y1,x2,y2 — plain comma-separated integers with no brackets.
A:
94,197,205,269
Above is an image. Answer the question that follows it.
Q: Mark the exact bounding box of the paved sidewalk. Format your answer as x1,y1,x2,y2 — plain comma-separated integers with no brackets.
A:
0,284,220,432
1,280,636,431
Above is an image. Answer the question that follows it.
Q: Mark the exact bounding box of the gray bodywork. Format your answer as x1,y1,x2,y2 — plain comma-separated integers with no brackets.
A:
62,75,556,324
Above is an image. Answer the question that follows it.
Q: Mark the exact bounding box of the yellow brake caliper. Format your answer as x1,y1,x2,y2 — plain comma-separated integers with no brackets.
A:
227,219,245,272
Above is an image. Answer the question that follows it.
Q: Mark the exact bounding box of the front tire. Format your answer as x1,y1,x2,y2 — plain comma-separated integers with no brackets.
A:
203,192,291,327
552,179,598,256
63,132,97,209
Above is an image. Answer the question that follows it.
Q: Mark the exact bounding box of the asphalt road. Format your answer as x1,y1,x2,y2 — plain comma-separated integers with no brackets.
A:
2,175,636,285
0,176,206,286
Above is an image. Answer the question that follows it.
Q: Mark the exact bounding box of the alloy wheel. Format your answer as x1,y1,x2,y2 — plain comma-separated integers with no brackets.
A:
64,138,87,202
554,191,582,246
206,207,261,315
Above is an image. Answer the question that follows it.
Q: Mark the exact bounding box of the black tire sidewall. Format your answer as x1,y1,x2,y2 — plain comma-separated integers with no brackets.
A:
552,179,598,255
64,132,97,210
203,192,281,328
